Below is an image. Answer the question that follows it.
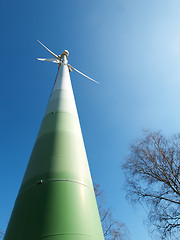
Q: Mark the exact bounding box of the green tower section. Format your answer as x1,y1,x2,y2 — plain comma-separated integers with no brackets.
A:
4,56,104,240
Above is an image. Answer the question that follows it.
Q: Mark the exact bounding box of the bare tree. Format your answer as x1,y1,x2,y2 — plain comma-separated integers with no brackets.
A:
94,184,129,240
122,130,180,239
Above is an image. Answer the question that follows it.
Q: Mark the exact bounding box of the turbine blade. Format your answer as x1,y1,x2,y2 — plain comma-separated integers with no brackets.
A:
69,65,100,84
37,58,60,63
37,40,59,59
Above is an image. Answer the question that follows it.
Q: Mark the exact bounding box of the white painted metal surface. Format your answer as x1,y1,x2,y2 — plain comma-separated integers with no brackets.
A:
44,55,78,118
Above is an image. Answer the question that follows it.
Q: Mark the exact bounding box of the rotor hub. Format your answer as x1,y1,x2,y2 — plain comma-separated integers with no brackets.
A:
61,50,69,59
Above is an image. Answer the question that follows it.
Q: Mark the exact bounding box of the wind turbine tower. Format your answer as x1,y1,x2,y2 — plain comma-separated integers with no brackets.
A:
4,41,104,240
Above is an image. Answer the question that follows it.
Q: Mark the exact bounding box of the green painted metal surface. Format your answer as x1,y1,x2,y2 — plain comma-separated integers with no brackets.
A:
4,59,104,240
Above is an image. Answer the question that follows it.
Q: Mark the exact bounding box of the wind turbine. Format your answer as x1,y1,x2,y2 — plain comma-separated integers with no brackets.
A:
37,40,99,84
4,41,104,240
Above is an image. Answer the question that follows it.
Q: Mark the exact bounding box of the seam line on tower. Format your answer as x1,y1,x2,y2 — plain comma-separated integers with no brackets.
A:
37,233,101,240
42,111,79,122
19,179,94,195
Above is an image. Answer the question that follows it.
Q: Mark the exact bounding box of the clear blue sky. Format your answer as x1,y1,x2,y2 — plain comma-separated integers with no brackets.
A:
1,1,180,239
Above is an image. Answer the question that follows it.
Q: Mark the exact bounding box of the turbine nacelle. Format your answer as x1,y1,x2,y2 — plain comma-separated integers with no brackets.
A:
56,50,69,61
37,40,99,84
61,50,69,59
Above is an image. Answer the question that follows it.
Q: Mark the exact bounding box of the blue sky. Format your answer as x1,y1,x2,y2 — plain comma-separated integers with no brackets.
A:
1,1,180,239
